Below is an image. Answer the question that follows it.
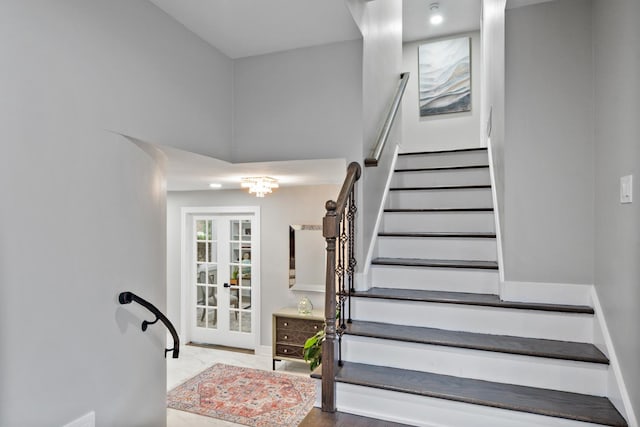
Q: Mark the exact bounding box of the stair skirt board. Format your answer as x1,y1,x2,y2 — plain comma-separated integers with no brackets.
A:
382,211,496,233
329,382,619,427
392,167,491,187
341,335,607,395
376,236,498,261
370,265,499,294
396,151,489,170
386,187,493,209
349,298,594,342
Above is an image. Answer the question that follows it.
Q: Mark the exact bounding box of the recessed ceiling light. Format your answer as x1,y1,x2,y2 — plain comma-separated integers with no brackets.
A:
430,3,444,25
209,183,222,189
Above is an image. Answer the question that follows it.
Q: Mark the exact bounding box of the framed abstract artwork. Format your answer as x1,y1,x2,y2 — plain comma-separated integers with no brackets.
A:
418,37,471,116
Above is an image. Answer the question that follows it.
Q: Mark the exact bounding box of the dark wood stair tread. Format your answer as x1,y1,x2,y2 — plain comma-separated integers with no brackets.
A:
345,320,608,364
314,362,627,427
378,232,496,238
390,184,491,191
399,147,488,155
352,287,594,314
395,164,490,172
384,207,494,212
299,407,411,427
372,257,499,270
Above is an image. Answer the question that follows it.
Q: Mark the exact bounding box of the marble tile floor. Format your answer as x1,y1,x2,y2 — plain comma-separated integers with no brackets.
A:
167,344,312,427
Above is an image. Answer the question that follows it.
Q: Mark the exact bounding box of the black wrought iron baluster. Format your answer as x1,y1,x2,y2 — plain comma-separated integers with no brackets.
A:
340,210,348,331
347,187,357,324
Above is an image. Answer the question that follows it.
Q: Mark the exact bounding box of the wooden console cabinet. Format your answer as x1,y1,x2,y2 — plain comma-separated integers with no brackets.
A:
272,307,324,370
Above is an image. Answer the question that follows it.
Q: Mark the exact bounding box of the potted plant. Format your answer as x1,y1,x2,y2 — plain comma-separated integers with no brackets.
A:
230,267,239,285
303,329,324,371
302,305,339,371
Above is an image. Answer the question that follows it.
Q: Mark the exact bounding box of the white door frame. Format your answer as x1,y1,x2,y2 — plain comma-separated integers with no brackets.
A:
180,206,261,350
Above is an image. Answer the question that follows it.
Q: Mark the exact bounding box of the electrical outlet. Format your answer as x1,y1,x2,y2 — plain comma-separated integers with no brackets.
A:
620,175,633,204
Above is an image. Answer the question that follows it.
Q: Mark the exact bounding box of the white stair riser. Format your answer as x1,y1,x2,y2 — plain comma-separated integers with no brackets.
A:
333,382,605,427
350,298,594,342
382,212,496,233
371,265,500,294
376,237,498,261
393,168,491,187
387,188,493,209
396,151,489,170
341,336,607,395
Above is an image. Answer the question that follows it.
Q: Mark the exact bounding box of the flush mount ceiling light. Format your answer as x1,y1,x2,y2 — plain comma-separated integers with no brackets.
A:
241,176,279,197
209,183,222,189
430,3,444,25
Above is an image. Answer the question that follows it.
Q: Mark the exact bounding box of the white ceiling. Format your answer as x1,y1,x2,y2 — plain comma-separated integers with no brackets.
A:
403,0,481,42
156,144,346,192
148,0,362,59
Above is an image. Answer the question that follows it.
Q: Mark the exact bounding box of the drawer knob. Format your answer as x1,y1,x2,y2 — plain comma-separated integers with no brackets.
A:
283,322,288,326
284,335,288,339
313,325,318,330
283,349,288,353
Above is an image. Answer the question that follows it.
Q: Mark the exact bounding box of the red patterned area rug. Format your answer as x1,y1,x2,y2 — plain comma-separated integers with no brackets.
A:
167,363,316,427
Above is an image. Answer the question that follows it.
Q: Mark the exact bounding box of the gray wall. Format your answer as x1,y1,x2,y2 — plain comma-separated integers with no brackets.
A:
346,0,404,267
0,1,234,425
504,0,594,284
401,32,482,152
593,0,640,420
167,186,339,347
232,40,363,163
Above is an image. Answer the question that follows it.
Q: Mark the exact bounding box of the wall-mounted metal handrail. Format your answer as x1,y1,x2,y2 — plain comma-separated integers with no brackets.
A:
119,291,180,359
364,72,410,167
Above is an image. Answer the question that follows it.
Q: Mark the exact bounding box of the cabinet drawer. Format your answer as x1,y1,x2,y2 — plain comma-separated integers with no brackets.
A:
275,316,323,333
276,329,317,345
275,344,304,359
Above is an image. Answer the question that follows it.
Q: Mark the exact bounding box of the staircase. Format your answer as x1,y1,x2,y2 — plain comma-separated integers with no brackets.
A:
313,148,628,427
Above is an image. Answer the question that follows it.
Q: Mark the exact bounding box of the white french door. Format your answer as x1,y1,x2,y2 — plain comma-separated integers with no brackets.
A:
185,211,258,349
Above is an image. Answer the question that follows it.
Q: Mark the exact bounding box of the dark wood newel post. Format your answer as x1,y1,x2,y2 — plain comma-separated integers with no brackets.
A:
322,200,339,412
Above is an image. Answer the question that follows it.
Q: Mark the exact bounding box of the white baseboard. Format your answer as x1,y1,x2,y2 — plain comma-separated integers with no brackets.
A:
591,288,638,427
362,144,400,288
255,345,272,357
500,280,593,306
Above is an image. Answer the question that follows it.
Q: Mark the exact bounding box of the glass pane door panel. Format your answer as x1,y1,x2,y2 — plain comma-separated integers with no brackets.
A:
207,265,217,285
241,312,251,333
230,288,239,308
196,308,205,328
196,220,206,240
229,311,240,332
241,288,251,309
197,243,206,262
207,310,217,329
241,221,251,241
207,220,215,240
197,286,206,305
230,242,240,263
230,220,240,241
207,287,217,307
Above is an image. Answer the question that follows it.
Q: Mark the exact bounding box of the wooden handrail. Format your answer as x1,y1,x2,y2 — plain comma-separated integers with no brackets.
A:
322,161,361,412
364,72,410,167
